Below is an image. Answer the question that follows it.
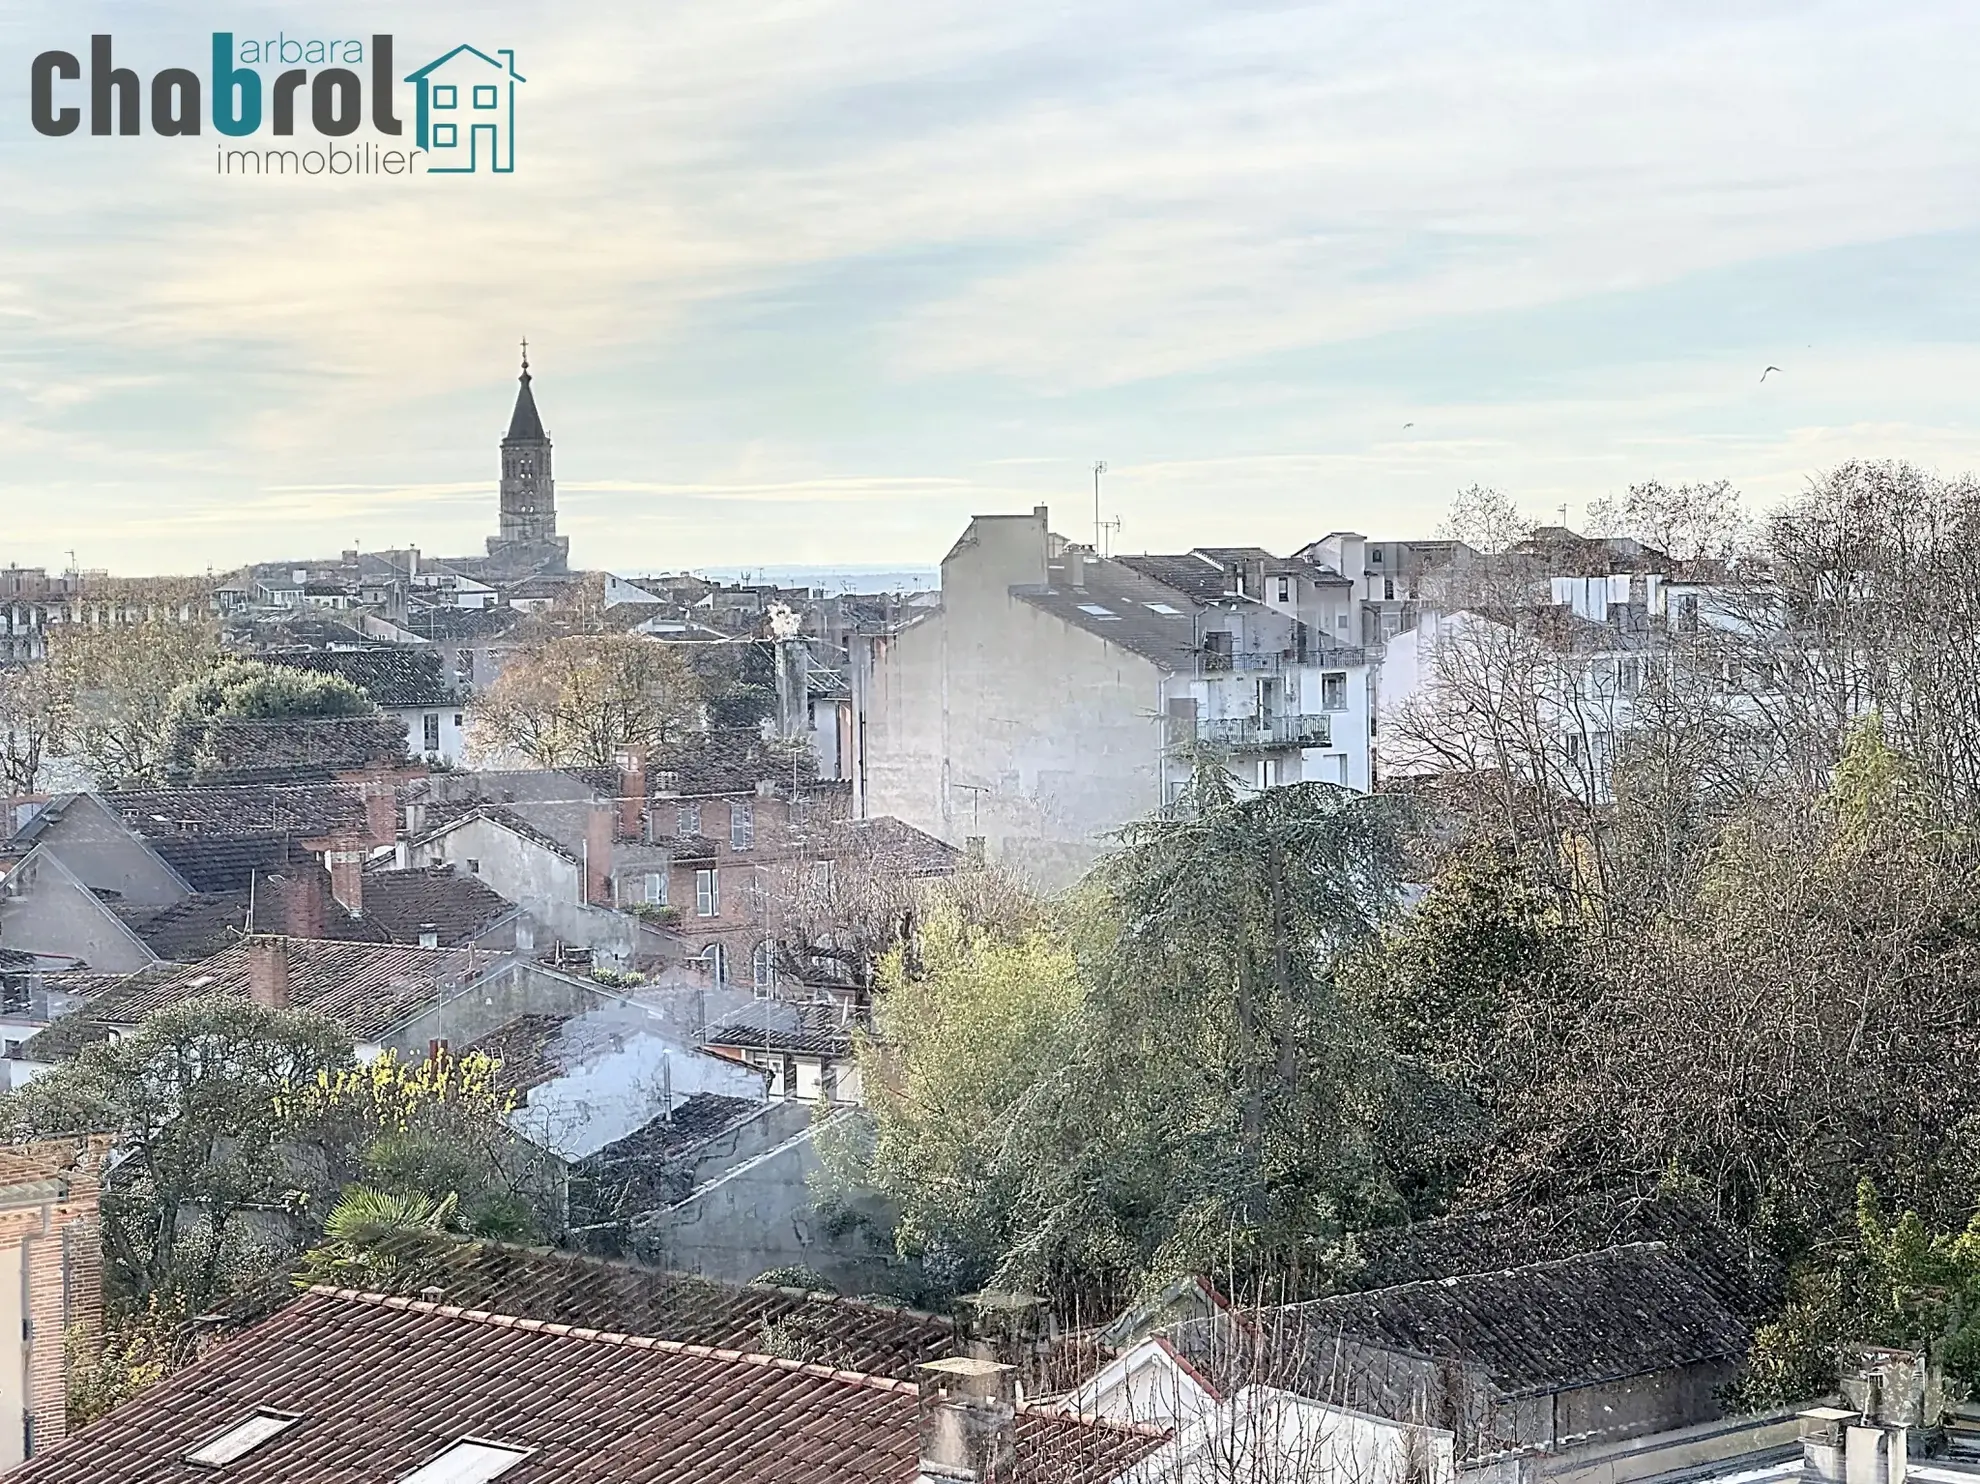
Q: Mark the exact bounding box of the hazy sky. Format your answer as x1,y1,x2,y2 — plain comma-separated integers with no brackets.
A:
2,1,1978,576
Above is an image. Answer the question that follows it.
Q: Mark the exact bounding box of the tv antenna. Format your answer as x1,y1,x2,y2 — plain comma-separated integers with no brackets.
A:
1092,462,1120,557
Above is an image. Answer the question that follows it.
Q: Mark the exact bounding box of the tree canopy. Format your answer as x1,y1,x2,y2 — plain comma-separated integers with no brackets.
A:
465,634,702,768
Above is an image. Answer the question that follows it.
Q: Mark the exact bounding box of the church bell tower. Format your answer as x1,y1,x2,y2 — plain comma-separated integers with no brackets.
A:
486,340,570,571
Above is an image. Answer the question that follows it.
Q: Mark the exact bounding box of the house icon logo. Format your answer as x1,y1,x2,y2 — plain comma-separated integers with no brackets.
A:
404,45,524,173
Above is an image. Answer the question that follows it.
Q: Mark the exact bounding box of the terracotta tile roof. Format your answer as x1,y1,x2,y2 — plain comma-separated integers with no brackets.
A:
107,784,369,841
148,832,313,892
191,715,410,784
650,729,820,797
82,938,489,1042
341,1228,953,1377
840,816,961,877
274,648,462,709
359,867,518,946
118,885,392,962
13,1288,1163,1483
404,604,527,641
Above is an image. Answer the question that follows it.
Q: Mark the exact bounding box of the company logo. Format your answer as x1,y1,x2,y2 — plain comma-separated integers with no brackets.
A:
27,33,524,177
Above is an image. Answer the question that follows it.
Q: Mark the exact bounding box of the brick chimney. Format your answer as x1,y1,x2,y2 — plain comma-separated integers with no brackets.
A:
585,800,614,906
916,1358,1018,1484
326,849,364,917
617,751,647,841
246,937,290,1010
360,771,398,846
267,868,328,941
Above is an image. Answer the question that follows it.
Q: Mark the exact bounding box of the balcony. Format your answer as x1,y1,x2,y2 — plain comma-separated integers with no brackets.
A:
1193,714,1333,751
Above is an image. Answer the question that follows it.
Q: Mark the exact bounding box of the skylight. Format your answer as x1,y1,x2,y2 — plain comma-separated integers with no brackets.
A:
1077,603,1115,617
1144,603,1183,616
398,1440,533,1484
184,1409,302,1467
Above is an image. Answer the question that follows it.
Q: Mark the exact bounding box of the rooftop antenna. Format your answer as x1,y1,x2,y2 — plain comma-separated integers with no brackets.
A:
1092,462,1107,555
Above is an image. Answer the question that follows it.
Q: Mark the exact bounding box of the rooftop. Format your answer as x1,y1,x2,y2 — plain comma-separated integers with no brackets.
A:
273,649,461,709
704,999,859,1057
79,937,490,1042
1011,558,1206,671
1282,1242,1751,1399
106,783,371,841
359,866,518,946
190,715,410,784
332,1228,954,1378
9,1288,1163,1484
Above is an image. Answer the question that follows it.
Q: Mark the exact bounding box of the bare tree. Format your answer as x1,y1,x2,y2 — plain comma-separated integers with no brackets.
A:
0,663,61,795
466,635,703,768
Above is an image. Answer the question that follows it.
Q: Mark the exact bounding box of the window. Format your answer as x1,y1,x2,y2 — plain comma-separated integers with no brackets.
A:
432,84,459,108
730,799,755,850
1319,672,1348,711
433,122,458,147
465,858,479,874
1077,603,1118,619
644,871,667,905
473,84,499,108
398,1440,531,1484
811,858,834,892
423,713,441,753
1145,602,1182,616
701,942,727,986
1383,577,1395,600
753,939,776,993
453,713,464,727
677,803,702,837
184,1409,303,1466
696,868,719,917
1277,576,1291,603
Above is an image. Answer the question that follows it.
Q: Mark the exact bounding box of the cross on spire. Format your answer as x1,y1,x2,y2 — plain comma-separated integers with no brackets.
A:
520,336,530,376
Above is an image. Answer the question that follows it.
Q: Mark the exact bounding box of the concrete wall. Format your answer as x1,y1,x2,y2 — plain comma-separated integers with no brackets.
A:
408,816,582,913
0,853,157,973
26,798,188,908
384,961,605,1057
862,509,1169,889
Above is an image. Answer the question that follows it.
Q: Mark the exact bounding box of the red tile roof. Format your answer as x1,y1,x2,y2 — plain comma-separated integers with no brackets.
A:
83,938,491,1042
15,1289,1165,1483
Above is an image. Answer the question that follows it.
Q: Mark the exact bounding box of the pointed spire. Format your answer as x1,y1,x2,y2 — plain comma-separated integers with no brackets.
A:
506,338,546,441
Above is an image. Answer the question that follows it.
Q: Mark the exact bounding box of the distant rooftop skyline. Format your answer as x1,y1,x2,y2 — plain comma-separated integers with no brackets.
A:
3,1,1980,576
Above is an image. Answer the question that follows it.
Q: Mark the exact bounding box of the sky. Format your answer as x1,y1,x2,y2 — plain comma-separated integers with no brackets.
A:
2,1,1979,577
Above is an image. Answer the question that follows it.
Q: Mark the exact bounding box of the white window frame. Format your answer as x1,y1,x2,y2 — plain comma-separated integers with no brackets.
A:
696,868,719,917
730,799,755,850
644,871,667,905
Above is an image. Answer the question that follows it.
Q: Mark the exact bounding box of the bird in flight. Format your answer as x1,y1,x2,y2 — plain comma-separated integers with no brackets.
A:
1760,366,1782,382
1402,421,1415,429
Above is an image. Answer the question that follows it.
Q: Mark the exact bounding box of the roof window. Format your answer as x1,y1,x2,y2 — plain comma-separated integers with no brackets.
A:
1076,603,1121,621
184,1409,302,1467
399,1440,533,1484
1144,603,1183,616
